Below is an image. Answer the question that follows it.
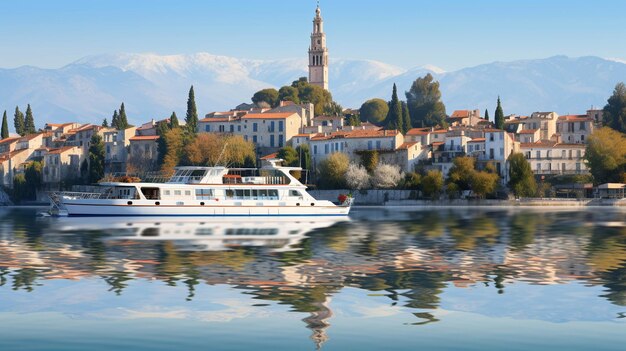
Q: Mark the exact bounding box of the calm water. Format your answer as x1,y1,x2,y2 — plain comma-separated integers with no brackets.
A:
0,207,625,350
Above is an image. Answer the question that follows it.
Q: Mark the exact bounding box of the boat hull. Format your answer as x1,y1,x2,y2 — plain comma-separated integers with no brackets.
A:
59,199,351,217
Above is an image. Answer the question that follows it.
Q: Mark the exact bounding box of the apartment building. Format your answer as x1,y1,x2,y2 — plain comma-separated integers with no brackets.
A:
521,142,588,175
556,115,594,144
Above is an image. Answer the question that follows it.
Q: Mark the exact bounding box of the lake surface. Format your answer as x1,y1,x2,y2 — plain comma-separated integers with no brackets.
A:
0,207,625,350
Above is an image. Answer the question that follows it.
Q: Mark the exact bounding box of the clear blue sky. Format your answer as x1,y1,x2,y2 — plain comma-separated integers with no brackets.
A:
1,0,625,71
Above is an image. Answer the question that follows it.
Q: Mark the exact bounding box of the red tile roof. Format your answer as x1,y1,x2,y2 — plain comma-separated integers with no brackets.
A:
199,117,238,123
260,153,278,160
558,115,593,122
450,110,471,118
310,129,399,141
468,138,486,143
129,135,160,141
397,142,418,150
406,128,430,136
242,112,296,119
47,146,77,155
0,137,19,145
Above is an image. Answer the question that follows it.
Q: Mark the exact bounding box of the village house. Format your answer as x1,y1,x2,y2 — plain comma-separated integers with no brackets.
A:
128,135,160,166
556,115,594,144
520,142,588,175
308,129,403,168
480,129,519,182
521,112,559,141
378,141,430,173
42,146,82,186
447,109,485,127
103,126,138,174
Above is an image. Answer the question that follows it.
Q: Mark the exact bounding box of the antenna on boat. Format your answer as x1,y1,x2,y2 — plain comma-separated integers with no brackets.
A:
215,143,228,167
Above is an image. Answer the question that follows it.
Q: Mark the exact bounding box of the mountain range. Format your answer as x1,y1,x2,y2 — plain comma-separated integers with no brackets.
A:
1,53,625,126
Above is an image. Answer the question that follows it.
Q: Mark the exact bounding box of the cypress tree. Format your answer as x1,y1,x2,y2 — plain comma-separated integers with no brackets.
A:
185,86,198,134
494,96,505,129
24,104,36,135
102,118,109,127
156,121,171,167
484,109,490,122
402,101,412,133
118,103,129,129
13,106,25,136
385,83,403,131
1,111,9,139
88,134,105,183
111,110,119,129
169,111,180,129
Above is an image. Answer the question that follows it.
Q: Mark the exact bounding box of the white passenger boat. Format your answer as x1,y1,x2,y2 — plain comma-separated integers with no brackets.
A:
46,159,353,217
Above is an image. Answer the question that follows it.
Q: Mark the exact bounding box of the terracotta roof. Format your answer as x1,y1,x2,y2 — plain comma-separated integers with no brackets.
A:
450,110,471,118
406,128,430,136
558,115,593,122
199,117,237,123
129,135,160,141
260,153,278,160
431,129,448,134
0,137,19,145
468,138,486,143
18,133,43,141
484,128,505,132
0,148,28,162
431,141,445,146
397,142,418,150
519,129,539,134
310,129,399,141
242,112,296,119
47,146,77,155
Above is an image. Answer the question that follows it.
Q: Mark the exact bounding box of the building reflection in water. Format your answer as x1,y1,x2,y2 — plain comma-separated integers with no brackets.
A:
0,208,625,348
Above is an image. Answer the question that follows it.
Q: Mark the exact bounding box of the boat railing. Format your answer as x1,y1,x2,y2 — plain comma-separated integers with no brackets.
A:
51,191,105,200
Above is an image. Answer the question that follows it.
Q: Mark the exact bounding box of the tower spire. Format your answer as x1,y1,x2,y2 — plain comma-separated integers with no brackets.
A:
308,1,329,91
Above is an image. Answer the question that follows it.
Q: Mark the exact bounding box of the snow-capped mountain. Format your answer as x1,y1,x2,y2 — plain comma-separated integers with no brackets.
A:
0,53,625,126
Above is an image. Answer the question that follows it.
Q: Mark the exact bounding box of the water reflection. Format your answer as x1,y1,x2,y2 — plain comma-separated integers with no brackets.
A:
0,208,626,349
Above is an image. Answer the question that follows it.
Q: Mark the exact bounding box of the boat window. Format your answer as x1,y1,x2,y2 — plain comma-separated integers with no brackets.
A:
174,190,181,196
141,187,160,200
269,190,279,199
229,189,279,200
195,189,214,200
185,190,191,196
290,190,302,197
226,190,234,198
164,190,170,196
259,189,268,198
251,189,258,199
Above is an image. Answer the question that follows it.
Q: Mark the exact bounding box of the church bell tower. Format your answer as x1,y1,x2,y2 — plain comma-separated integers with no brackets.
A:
308,3,329,91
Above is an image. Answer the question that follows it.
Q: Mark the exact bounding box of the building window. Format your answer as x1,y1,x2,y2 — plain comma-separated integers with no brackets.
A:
230,125,234,133
376,140,381,149
238,125,241,132
253,123,258,132
314,145,318,154
205,125,211,132
368,141,373,150
278,121,284,132
270,135,275,147
278,135,284,147
252,135,257,143
324,144,329,154
219,125,225,132
536,150,541,160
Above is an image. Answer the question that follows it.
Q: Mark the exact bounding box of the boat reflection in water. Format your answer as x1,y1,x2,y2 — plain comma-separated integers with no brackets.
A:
51,216,349,252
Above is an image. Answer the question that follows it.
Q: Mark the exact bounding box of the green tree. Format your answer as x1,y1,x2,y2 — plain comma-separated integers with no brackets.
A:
277,146,299,166
484,109,490,122
405,74,447,127
101,118,109,127
494,96,505,129
296,144,312,171
80,158,89,184
508,153,537,197
1,111,9,139
24,161,43,198
186,86,198,134
13,106,25,136
584,127,626,184
359,150,378,173
603,82,626,133
347,114,361,127
324,101,343,117
88,134,105,183
12,174,28,202
402,101,412,133
470,170,499,198
118,103,129,129
299,84,332,116
156,121,171,168
161,128,185,174
385,83,404,131
252,88,279,108
360,98,389,125
278,86,300,104
24,104,36,135
318,152,349,189
422,169,443,199
169,111,180,129
447,156,476,191
111,110,119,129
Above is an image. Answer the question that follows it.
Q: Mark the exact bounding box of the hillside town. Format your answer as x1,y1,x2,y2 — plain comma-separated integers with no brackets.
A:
0,4,624,203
